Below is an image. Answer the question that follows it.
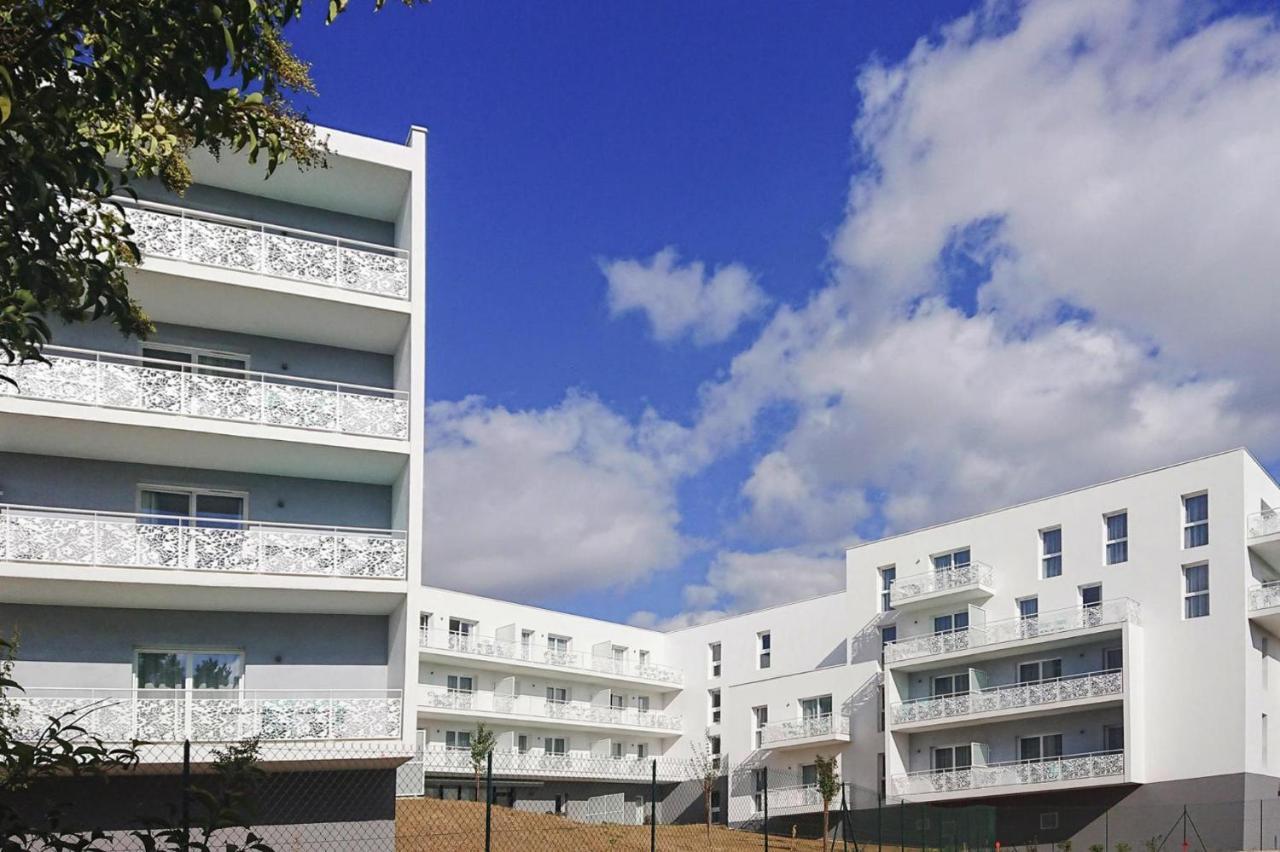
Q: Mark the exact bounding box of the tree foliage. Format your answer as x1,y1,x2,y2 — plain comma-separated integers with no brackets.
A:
0,0,420,376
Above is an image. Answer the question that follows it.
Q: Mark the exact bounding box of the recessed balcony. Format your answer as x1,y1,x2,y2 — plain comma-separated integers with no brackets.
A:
418,685,682,734
890,669,1124,731
884,599,1139,669
418,630,683,690
892,750,1126,800
0,347,409,483
889,562,996,610
10,687,403,744
758,713,851,749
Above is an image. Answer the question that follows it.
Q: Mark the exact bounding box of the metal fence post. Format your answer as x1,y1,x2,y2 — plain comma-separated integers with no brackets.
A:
484,750,493,852
181,739,191,851
650,759,657,852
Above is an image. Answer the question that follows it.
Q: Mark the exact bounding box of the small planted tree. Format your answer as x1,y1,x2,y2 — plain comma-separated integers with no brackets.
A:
687,731,723,837
814,754,840,852
470,721,496,802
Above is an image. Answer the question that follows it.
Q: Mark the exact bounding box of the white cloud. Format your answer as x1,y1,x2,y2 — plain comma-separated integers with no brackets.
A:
602,247,769,345
424,393,686,602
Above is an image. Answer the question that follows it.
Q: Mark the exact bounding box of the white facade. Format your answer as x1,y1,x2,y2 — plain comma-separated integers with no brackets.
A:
0,125,428,763
417,448,1280,826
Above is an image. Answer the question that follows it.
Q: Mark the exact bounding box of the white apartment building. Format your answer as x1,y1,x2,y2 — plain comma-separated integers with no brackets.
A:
415,448,1280,847
0,125,427,845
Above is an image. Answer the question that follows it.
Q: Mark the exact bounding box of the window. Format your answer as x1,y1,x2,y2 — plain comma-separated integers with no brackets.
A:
139,486,246,528
933,548,971,572
933,611,969,633
1018,734,1063,762
709,643,722,678
1184,493,1209,548
546,686,568,705
1105,512,1128,565
446,674,473,694
1104,724,1125,753
801,763,818,788
1017,658,1062,684
516,734,529,754
546,737,567,756
801,695,833,719
1184,563,1209,618
142,344,249,377
445,730,472,751
757,631,771,669
1041,528,1062,578
1104,646,1123,671
752,705,768,749
880,626,896,664
1040,813,1059,831
932,673,970,697
932,745,972,771
1081,584,1102,609
636,743,648,759
136,649,242,694
880,566,896,612
709,689,721,724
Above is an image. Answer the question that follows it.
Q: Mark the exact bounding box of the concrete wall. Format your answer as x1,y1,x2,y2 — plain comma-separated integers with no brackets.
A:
0,452,393,529
1,603,394,691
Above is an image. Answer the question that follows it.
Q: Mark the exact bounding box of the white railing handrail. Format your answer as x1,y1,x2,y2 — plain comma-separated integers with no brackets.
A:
899,748,1123,778
0,502,405,537
892,668,1122,708
30,344,405,399
116,196,408,257
418,628,683,685
884,598,1138,663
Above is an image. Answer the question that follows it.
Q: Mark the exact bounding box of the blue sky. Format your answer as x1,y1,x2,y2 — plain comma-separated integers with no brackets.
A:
287,0,1280,627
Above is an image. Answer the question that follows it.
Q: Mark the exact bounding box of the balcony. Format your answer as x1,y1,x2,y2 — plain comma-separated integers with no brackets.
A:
9,688,402,743
890,669,1124,730
758,714,851,749
418,685,682,733
890,562,995,610
423,749,689,783
1,504,405,579
419,630,683,689
892,750,1125,799
884,599,1138,668
122,198,410,300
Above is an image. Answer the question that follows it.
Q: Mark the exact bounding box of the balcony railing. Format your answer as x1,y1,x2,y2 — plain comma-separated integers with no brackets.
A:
120,198,410,299
892,750,1124,796
1249,511,1280,540
419,685,682,732
1,346,408,440
884,599,1139,664
8,688,402,743
419,630,683,686
759,713,850,747
1249,582,1280,611
890,669,1124,726
423,749,689,782
0,504,407,580
890,562,994,606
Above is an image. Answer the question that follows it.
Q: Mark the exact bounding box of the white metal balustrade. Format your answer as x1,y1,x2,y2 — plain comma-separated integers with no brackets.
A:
890,669,1124,725
119,198,410,299
418,684,682,732
884,599,1139,665
9,688,402,742
1,346,409,440
758,713,851,746
419,630,683,686
893,751,1125,796
889,562,994,606
0,504,407,580
423,749,689,782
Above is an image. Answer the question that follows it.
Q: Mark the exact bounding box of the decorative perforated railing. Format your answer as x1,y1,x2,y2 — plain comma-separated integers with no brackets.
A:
890,669,1124,725
758,713,851,746
0,504,407,579
1,346,408,440
9,688,402,742
883,599,1139,664
1249,582,1280,611
119,198,410,299
890,562,994,606
893,751,1124,797
418,630,683,686
418,685,682,732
